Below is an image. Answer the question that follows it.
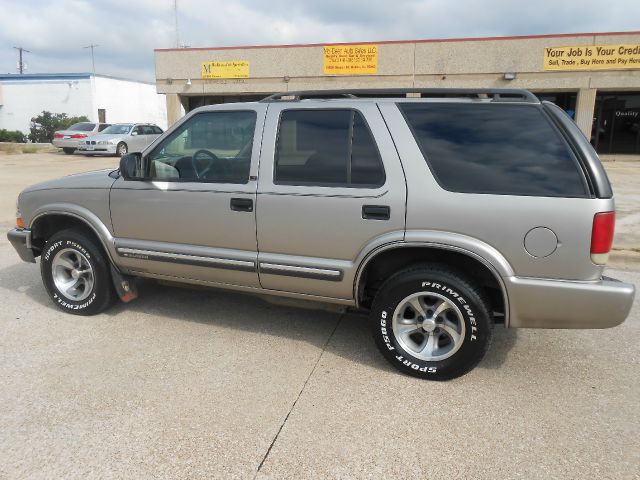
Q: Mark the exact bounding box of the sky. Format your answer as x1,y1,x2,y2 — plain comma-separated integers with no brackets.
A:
0,0,639,82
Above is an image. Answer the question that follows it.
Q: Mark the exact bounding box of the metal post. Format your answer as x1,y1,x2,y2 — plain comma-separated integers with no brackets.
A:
13,47,30,74
174,0,180,48
83,44,99,75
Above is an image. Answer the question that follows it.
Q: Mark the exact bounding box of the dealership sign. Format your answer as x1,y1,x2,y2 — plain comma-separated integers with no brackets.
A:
323,44,378,75
544,44,640,71
201,61,250,79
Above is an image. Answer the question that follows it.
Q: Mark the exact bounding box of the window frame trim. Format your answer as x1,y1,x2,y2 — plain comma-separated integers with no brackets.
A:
398,102,591,199
273,107,387,189
143,110,258,185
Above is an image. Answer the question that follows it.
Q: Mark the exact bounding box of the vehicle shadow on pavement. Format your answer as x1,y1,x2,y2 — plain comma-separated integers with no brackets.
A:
0,260,517,373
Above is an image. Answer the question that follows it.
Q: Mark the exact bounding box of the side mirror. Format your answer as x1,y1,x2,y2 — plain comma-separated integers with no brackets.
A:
131,131,139,136
119,152,144,180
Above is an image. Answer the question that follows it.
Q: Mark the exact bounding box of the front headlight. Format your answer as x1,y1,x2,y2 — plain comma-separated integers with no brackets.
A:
98,140,110,145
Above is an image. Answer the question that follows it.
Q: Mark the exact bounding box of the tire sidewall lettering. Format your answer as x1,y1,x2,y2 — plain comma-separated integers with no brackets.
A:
46,239,96,311
378,278,482,373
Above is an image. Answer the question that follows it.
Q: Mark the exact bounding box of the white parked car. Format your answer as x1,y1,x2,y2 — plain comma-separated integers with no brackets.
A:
52,122,111,154
77,123,164,157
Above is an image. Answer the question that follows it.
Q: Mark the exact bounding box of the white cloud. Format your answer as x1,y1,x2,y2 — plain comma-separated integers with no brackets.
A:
0,0,638,81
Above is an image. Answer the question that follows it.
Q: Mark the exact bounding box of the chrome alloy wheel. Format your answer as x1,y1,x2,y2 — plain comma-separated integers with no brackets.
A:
392,292,466,361
51,248,95,301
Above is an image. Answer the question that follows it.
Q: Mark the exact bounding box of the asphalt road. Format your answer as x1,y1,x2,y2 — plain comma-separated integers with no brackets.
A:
0,152,638,479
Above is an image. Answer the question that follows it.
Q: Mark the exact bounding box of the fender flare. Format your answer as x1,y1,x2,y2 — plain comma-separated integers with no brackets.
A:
29,203,118,267
353,233,513,326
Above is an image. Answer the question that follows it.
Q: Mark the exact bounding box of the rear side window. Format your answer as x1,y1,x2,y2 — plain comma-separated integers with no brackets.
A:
399,103,588,197
69,123,96,132
275,109,385,187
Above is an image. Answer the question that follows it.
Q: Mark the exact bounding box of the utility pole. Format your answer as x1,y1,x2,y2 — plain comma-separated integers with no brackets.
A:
83,44,99,75
13,46,30,74
174,0,180,48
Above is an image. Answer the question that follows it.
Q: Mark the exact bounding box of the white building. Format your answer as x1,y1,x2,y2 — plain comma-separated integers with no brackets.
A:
0,73,167,134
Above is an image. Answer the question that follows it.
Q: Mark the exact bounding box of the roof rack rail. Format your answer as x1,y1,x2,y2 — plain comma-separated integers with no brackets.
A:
261,88,539,103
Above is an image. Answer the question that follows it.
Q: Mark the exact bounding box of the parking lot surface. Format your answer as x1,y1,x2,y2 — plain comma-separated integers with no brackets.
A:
0,152,638,479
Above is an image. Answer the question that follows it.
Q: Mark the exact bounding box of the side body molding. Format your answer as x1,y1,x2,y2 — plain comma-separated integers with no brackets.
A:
29,203,118,265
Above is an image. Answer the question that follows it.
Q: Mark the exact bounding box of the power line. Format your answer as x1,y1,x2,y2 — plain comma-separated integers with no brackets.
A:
82,44,99,75
13,46,30,74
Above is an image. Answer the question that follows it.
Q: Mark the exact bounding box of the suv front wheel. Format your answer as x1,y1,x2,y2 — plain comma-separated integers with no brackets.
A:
40,229,116,315
370,264,493,380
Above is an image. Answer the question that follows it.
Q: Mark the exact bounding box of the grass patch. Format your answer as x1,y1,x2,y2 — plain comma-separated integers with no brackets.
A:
21,146,39,154
0,144,21,154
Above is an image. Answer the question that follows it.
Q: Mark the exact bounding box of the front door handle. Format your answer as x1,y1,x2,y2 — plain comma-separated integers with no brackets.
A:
362,205,390,220
230,198,253,212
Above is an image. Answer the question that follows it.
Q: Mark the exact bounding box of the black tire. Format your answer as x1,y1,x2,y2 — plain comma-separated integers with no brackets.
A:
116,142,128,157
40,229,116,316
370,264,493,380
62,148,75,155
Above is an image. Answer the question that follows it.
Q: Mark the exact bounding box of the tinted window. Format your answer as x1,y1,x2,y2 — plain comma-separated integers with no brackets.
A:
152,126,163,134
98,124,111,132
275,110,384,187
351,112,385,186
147,111,256,183
69,123,95,131
400,103,587,197
142,126,156,135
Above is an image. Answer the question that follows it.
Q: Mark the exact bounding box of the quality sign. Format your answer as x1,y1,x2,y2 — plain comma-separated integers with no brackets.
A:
544,44,640,71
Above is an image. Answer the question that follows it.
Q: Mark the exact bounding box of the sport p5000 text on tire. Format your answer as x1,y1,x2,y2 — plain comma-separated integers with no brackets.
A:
40,229,115,316
371,265,493,380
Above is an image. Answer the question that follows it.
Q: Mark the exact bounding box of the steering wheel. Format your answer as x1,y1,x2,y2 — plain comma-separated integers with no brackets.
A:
191,149,229,180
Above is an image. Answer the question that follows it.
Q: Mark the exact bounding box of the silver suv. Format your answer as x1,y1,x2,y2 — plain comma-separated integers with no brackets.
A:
7,89,635,380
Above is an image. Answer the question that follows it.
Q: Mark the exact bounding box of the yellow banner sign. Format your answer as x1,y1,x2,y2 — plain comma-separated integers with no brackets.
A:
201,60,250,79
323,44,378,75
544,44,640,71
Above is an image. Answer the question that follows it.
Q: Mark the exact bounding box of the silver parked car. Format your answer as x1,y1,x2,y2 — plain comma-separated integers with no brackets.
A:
7,89,636,380
77,123,164,157
52,122,111,154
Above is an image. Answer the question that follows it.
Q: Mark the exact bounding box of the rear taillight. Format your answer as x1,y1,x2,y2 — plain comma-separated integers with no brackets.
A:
591,211,615,265
53,133,63,138
71,134,88,139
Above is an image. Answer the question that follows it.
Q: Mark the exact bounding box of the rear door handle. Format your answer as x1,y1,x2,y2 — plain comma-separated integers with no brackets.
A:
230,197,253,212
362,205,390,220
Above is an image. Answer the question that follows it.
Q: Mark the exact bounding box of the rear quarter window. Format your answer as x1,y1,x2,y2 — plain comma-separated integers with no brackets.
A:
399,103,588,197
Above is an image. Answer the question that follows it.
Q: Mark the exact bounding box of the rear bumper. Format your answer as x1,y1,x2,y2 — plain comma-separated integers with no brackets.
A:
6,228,35,263
507,275,635,329
52,139,80,149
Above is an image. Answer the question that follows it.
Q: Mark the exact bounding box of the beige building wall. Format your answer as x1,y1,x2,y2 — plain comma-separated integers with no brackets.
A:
155,31,640,134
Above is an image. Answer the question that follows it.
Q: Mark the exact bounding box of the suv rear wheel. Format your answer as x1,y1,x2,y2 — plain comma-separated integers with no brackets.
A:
62,148,75,155
370,264,492,380
40,229,116,315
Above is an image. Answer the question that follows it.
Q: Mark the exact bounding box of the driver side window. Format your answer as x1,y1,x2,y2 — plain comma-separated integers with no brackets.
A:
146,111,257,184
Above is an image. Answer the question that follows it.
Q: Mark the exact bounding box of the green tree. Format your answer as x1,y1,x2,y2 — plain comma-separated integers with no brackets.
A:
28,111,90,143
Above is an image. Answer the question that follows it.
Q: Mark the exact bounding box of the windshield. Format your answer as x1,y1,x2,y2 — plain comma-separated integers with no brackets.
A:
68,123,96,131
101,124,133,135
